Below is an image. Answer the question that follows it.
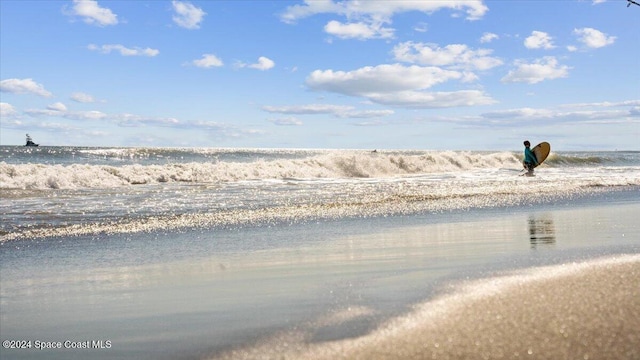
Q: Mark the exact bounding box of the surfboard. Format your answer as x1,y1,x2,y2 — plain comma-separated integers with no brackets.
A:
531,142,551,168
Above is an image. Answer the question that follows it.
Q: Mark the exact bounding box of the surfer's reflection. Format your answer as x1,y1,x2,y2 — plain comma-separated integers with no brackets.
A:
528,214,556,248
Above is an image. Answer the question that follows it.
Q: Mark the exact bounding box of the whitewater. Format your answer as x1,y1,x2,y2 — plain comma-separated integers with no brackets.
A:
1,146,639,242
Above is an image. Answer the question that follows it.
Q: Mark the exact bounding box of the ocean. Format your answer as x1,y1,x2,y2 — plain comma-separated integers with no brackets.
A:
1,146,638,241
1,146,639,359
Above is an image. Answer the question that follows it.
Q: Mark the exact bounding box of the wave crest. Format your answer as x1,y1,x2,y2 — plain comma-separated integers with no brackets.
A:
0,151,522,190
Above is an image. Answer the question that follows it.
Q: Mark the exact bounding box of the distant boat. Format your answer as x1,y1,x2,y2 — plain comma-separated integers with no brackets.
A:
25,134,39,147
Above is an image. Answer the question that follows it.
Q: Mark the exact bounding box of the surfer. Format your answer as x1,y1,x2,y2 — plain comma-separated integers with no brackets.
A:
523,140,538,176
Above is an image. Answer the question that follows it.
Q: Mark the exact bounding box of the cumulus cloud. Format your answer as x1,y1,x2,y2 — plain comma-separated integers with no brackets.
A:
172,1,206,29
573,27,616,48
70,92,96,103
304,64,495,108
281,1,487,40
191,54,224,68
366,90,495,108
324,20,394,40
235,57,276,70
65,0,118,26
263,104,354,115
339,109,395,118
306,64,463,96
524,31,555,50
281,0,488,24
480,32,498,43
392,42,503,71
501,57,570,84
88,44,159,57
47,102,68,112
268,117,303,126
249,57,276,71
0,102,18,118
0,78,53,97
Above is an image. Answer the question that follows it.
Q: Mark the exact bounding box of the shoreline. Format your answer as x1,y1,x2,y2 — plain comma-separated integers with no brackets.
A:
211,254,640,360
2,184,638,244
1,192,638,360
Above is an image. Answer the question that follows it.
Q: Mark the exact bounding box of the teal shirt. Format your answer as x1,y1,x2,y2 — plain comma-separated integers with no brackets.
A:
524,147,538,165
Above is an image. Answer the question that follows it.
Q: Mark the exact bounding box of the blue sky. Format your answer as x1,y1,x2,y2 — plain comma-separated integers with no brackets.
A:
1,0,638,150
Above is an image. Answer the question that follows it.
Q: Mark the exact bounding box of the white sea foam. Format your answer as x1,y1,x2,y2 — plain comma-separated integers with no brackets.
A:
1,148,639,241
1,151,524,190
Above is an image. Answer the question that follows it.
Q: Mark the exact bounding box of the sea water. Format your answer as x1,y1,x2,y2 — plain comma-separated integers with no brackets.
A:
1,147,639,359
1,146,639,242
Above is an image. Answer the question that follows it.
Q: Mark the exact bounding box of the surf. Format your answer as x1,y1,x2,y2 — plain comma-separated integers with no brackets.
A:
2,150,525,190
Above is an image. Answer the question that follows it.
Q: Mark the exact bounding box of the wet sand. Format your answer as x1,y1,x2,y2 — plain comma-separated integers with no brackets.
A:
214,255,640,360
1,194,638,360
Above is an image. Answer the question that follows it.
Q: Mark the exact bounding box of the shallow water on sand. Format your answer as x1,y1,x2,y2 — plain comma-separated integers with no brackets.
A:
1,191,639,359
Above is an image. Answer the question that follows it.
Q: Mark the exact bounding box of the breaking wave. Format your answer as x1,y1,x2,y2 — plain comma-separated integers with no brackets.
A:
1,151,522,190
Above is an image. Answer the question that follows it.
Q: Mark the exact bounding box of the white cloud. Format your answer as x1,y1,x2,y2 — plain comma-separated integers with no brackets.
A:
480,32,498,43
339,109,395,118
324,20,394,40
304,64,495,108
392,42,503,71
71,111,108,121
268,117,303,126
71,92,96,103
0,102,18,118
88,44,159,57
23,105,189,127
192,54,224,68
482,107,554,120
281,1,487,41
0,78,53,97
25,107,107,121
263,104,395,119
480,105,638,125
66,0,118,26
249,57,275,71
366,90,496,108
47,102,68,112
501,57,570,84
306,64,463,96
280,0,489,23
172,1,206,29
263,104,354,115
280,0,341,23
413,22,428,33
114,113,180,127
573,27,616,48
524,31,555,49
460,72,480,83
561,100,640,108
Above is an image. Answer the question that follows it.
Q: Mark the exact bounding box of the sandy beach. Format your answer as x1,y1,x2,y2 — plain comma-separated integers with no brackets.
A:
1,191,639,360
214,255,639,360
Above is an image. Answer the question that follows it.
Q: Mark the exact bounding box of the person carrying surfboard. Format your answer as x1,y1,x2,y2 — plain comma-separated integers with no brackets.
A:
523,140,538,176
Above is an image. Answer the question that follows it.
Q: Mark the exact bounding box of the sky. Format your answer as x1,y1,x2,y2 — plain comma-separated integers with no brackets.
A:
1,0,639,150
